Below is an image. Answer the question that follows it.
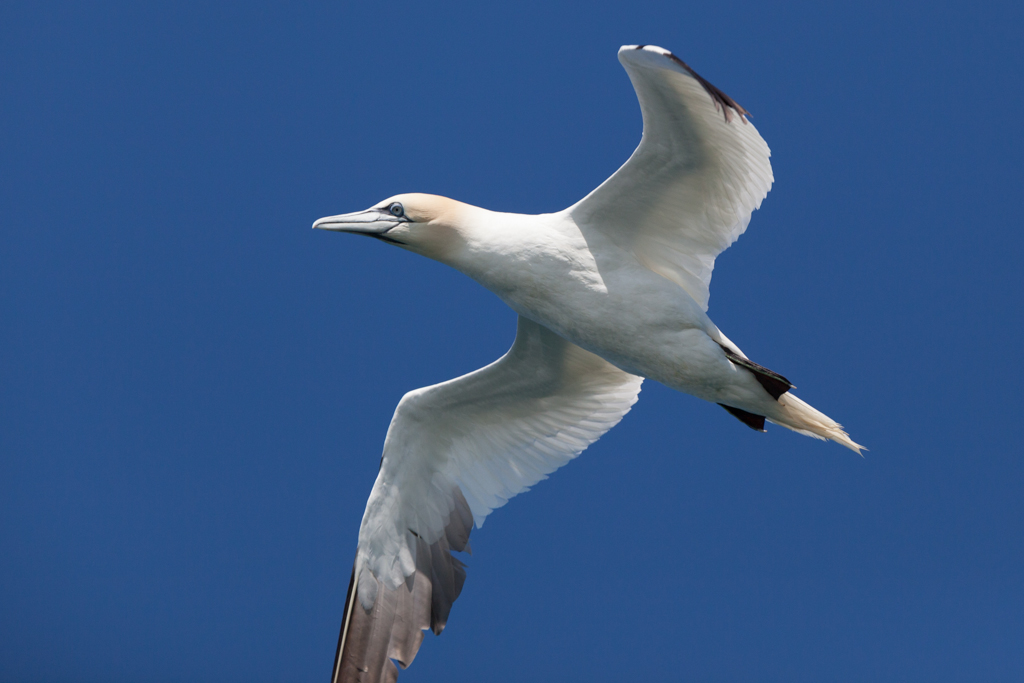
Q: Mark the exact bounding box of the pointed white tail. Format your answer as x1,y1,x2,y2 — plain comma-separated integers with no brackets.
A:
768,393,864,454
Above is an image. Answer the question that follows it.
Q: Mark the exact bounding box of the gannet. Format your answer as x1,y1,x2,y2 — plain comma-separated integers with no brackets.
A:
314,44,863,683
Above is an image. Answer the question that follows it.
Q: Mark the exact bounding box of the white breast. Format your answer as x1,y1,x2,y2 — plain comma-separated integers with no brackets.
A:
460,211,714,379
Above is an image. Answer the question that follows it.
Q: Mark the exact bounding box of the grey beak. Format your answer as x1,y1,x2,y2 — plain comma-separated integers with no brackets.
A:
312,209,401,234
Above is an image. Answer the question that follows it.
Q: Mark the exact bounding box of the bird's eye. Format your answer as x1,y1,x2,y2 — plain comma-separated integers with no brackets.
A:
388,202,405,218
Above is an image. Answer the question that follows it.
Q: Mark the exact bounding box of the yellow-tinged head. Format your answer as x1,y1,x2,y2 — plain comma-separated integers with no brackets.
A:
313,193,476,263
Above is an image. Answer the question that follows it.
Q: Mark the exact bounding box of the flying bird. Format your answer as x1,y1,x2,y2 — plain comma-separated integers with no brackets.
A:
314,44,862,683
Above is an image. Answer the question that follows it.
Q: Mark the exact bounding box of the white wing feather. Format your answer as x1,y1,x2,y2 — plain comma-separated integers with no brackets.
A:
333,317,642,682
358,316,643,594
570,45,774,311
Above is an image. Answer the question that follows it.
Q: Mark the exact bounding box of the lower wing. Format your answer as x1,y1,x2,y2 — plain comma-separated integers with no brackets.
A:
332,316,644,682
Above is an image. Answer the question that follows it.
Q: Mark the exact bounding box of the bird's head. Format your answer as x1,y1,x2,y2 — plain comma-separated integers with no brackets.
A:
313,193,476,264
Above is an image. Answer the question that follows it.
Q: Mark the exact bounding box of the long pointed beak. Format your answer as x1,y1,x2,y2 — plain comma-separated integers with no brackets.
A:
312,209,400,234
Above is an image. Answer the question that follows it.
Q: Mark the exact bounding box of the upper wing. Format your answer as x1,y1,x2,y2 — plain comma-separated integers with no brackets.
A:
570,45,774,311
332,317,643,683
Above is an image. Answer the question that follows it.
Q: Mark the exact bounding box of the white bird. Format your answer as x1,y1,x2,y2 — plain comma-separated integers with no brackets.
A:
314,44,862,683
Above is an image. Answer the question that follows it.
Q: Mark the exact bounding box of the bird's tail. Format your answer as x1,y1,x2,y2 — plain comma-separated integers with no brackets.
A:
768,393,864,454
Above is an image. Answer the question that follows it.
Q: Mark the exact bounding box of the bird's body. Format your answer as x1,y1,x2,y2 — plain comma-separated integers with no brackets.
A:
436,204,757,407
315,45,862,682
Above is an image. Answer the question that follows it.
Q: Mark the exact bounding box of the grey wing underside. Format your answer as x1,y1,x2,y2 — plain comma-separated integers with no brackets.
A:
331,490,473,683
330,317,643,682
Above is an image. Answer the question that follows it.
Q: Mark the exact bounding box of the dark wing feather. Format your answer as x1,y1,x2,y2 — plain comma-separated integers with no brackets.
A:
331,490,473,683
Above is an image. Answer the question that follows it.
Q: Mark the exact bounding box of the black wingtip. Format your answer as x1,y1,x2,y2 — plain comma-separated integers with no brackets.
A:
719,403,767,431
633,45,751,123
718,346,793,400
331,567,358,683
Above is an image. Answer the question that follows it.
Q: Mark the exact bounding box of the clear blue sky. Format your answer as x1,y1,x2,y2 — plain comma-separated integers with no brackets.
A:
2,2,1022,681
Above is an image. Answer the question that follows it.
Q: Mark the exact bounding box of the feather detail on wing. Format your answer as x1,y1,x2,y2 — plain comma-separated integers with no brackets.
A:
332,317,643,682
569,45,774,311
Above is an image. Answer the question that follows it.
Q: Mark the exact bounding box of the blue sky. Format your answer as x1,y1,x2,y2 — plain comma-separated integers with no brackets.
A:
2,1,1022,681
